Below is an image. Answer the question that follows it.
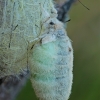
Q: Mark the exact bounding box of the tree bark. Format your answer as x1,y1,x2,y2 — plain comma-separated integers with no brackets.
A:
56,0,76,22
0,73,29,100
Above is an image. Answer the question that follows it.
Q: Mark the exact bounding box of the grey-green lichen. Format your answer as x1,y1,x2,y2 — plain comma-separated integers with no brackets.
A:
0,0,54,77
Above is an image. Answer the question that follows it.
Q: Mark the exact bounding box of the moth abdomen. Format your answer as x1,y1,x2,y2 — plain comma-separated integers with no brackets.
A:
30,31,73,100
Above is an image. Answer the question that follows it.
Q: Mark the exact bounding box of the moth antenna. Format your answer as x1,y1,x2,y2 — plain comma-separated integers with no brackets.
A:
66,19,71,22
78,0,90,10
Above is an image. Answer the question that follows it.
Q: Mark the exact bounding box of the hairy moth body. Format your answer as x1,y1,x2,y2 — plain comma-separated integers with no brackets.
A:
29,18,73,100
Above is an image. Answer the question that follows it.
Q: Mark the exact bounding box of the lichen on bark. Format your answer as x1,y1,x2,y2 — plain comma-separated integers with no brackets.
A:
0,0,55,77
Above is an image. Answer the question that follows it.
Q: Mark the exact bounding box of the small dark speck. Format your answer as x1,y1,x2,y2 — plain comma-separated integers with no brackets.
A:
49,22,55,25
69,47,71,52
56,76,65,80
0,79,3,85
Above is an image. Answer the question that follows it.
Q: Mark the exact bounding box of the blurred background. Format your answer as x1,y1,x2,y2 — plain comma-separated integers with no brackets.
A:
16,0,100,100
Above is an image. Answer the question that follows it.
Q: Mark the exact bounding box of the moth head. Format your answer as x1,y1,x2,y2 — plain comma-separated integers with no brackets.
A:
49,18,63,30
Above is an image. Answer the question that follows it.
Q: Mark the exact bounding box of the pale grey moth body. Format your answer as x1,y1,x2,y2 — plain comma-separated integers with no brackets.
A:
29,17,73,100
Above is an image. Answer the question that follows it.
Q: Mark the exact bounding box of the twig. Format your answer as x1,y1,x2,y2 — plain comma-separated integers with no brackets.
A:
56,0,76,22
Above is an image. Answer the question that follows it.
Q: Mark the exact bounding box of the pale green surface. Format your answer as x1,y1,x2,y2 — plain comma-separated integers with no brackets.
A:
0,0,54,78
17,0,100,100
